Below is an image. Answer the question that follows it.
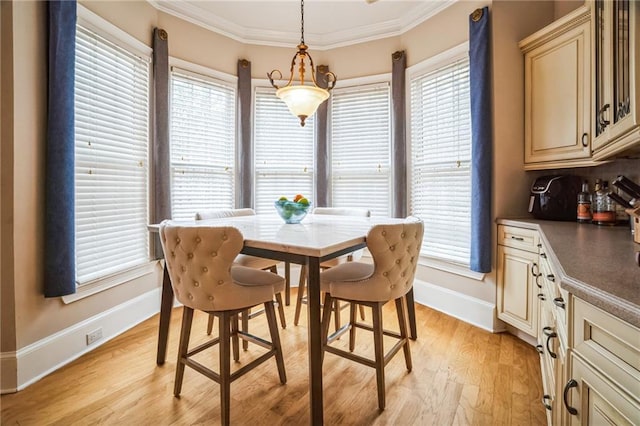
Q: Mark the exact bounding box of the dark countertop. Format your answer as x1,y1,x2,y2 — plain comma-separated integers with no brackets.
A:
498,218,640,328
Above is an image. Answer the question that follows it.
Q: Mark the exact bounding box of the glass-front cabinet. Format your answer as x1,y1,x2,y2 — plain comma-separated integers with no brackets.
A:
591,0,640,158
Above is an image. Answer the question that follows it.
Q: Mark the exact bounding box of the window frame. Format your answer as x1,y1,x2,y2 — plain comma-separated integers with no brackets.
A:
168,58,238,220
64,5,155,303
406,42,484,280
328,74,393,216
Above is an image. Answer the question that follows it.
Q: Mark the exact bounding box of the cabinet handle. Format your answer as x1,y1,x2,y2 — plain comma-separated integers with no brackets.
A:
531,263,540,278
563,379,578,415
581,132,588,147
599,104,611,128
511,236,524,241
537,243,542,248
542,394,552,411
546,274,555,282
540,252,547,259
543,326,558,359
538,293,546,301
535,275,542,289
553,297,566,309
535,344,544,355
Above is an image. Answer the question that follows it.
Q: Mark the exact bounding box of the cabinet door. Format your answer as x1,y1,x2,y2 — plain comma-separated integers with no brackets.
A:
497,245,539,336
592,0,640,156
524,21,591,164
566,354,640,425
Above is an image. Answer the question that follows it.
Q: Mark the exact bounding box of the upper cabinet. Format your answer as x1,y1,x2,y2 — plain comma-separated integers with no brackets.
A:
591,0,640,160
520,6,598,170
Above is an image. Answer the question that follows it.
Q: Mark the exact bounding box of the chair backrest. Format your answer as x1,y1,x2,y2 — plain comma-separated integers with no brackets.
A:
313,207,371,217
159,221,273,311
195,208,256,221
358,217,424,301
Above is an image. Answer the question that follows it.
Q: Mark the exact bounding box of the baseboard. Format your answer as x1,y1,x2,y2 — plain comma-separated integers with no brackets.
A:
1,288,161,394
412,278,499,332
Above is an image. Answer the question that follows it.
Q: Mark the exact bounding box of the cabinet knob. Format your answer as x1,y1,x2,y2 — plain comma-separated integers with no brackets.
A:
535,344,544,355
546,274,555,282
553,297,566,309
537,293,546,301
542,394,552,411
563,379,578,415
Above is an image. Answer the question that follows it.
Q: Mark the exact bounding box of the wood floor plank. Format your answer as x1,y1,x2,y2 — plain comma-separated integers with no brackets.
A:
1,290,545,425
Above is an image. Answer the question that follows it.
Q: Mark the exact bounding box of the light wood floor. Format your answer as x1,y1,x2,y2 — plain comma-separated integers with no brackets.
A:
1,290,546,425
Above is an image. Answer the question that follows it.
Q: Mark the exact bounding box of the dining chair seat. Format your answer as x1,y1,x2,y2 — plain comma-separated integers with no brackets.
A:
320,217,423,411
159,221,287,425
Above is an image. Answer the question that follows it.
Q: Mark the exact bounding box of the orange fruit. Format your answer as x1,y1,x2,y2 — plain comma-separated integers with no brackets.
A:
293,194,304,202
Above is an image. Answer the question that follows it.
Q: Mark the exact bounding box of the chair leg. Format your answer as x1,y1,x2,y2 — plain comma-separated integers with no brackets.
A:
231,313,239,362
174,307,194,397
405,287,417,340
333,299,341,333
320,293,334,363
395,297,412,372
219,311,232,426
294,264,307,326
264,301,287,384
284,261,291,306
349,302,357,352
241,309,249,351
371,302,386,411
207,313,215,335
275,292,287,329
358,304,366,321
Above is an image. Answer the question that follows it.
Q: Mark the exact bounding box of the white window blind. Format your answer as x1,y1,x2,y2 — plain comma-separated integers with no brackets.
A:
409,56,471,265
170,69,236,220
253,87,314,214
330,83,391,217
74,25,150,284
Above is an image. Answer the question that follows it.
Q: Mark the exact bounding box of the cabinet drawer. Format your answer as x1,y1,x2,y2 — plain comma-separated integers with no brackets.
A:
498,225,540,251
573,296,640,402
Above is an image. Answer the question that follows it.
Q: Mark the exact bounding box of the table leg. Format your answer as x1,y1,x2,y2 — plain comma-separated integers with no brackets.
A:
306,256,324,425
285,261,291,306
406,287,417,340
157,264,174,365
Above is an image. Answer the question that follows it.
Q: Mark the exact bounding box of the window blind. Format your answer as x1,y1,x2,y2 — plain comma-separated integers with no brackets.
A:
253,87,314,214
330,83,391,217
409,57,471,265
170,69,236,220
74,25,150,284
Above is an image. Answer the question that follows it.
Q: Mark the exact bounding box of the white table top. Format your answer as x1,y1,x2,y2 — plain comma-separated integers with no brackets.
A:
151,214,407,258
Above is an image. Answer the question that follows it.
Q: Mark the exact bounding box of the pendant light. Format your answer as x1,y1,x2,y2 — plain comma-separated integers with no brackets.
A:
267,0,337,127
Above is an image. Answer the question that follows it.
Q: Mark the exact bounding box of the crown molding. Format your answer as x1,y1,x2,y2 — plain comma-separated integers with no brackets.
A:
148,0,457,50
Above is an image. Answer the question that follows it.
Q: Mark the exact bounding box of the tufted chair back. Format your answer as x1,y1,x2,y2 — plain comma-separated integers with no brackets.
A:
194,208,255,221
323,217,424,302
159,221,275,312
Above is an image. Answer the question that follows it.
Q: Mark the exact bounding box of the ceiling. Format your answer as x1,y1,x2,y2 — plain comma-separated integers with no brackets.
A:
148,0,456,50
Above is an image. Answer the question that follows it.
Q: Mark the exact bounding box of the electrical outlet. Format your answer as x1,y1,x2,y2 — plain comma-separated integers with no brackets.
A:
86,328,103,345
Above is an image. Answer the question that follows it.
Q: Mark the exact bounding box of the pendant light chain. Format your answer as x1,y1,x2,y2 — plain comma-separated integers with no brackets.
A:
300,0,305,45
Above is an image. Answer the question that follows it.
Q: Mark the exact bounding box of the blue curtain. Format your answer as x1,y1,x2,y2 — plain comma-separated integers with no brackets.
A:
44,0,77,297
469,7,492,273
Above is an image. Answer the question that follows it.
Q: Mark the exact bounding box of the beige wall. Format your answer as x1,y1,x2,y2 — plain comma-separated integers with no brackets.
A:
2,0,564,388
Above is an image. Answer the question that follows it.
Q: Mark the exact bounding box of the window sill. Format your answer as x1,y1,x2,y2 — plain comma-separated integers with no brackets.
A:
61,261,161,304
417,256,485,281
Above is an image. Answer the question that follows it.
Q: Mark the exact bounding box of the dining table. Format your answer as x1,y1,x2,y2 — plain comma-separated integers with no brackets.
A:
151,213,417,425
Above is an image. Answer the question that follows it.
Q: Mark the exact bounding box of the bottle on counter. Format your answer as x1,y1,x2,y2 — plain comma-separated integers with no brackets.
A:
592,179,617,226
577,180,592,223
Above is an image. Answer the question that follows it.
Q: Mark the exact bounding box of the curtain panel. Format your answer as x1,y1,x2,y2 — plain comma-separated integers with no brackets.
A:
315,65,330,207
391,50,407,219
469,7,493,273
152,28,170,259
44,0,77,297
237,59,253,209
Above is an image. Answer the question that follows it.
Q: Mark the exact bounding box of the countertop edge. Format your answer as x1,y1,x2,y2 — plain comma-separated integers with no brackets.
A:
497,218,640,328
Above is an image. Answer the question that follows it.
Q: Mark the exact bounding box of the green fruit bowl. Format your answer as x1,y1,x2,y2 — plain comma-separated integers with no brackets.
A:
274,200,311,224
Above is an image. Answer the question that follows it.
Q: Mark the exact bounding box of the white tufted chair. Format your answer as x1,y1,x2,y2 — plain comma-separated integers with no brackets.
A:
294,207,370,329
320,217,424,410
159,221,286,426
195,209,287,340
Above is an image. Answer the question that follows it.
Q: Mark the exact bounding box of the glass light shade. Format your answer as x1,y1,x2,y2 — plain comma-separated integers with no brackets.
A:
276,85,330,125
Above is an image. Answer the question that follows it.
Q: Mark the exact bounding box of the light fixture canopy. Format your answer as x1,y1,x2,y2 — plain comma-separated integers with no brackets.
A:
267,0,337,127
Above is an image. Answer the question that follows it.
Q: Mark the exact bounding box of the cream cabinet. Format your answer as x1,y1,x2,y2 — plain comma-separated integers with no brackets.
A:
496,225,540,337
591,0,640,159
563,297,640,425
520,6,596,170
